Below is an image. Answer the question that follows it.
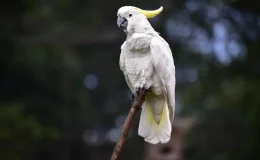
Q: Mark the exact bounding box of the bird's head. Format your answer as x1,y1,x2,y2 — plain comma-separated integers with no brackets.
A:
117,6,163,34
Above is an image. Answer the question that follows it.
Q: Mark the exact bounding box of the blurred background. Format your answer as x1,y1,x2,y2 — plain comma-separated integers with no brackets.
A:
1,0,260,159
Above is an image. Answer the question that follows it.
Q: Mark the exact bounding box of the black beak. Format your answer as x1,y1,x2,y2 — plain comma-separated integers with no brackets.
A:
117,16,128,30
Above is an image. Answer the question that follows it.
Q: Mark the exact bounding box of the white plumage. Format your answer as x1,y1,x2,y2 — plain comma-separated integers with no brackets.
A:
117,6,176,144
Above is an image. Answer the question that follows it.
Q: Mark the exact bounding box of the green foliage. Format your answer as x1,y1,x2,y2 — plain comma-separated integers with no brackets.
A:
0,103,59,160
1,0,260,159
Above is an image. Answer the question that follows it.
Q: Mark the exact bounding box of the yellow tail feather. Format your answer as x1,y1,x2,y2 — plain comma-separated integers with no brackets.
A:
138,95,172,144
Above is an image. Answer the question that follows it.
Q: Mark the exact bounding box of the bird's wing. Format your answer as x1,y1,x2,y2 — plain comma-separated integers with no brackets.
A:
119,42,133,92
150,36,176,122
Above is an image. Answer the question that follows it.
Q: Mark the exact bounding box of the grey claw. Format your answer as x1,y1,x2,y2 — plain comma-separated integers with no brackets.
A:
131,93,135,103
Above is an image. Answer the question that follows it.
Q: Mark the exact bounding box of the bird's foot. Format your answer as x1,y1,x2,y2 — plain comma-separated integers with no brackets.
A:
132,87,146,103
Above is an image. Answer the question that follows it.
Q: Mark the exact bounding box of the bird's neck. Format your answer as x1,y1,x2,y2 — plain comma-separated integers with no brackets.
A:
127,19,155,37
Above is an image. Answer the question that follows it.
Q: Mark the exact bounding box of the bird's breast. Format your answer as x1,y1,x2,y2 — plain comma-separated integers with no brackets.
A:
123,50,164,95
124,51,153,85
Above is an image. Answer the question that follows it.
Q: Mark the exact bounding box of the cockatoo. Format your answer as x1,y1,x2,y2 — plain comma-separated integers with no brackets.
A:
117,6,176,144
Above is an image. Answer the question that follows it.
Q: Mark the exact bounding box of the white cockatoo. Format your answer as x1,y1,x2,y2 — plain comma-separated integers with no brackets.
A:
117,6,176,144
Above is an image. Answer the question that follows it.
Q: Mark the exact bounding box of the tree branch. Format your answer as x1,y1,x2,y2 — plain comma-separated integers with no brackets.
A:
110,89,147,160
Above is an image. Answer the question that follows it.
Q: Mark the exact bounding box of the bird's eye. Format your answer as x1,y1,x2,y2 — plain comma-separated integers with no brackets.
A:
129,14,132,17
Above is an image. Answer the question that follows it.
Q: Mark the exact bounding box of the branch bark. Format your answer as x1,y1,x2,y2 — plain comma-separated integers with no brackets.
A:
110,89,147,160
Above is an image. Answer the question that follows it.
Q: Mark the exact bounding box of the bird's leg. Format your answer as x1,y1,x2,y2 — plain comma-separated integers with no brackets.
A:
132,69,149,103
132,87,148,103
132,87,141,103
131,88,140,103
131,93,135,103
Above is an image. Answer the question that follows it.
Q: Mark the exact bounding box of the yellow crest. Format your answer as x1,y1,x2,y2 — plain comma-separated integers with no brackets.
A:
134,6,163,18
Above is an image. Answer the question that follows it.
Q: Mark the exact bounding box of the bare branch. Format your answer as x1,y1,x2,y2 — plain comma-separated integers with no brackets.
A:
110,89,147,160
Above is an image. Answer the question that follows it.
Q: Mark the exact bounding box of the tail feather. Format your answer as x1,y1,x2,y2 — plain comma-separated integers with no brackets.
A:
138,97,172,144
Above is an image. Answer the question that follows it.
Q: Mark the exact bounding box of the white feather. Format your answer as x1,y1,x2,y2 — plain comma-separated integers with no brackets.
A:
118,6,175,144
138,93,172,144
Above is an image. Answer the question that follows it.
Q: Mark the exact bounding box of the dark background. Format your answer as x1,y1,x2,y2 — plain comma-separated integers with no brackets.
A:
1,0,260,159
